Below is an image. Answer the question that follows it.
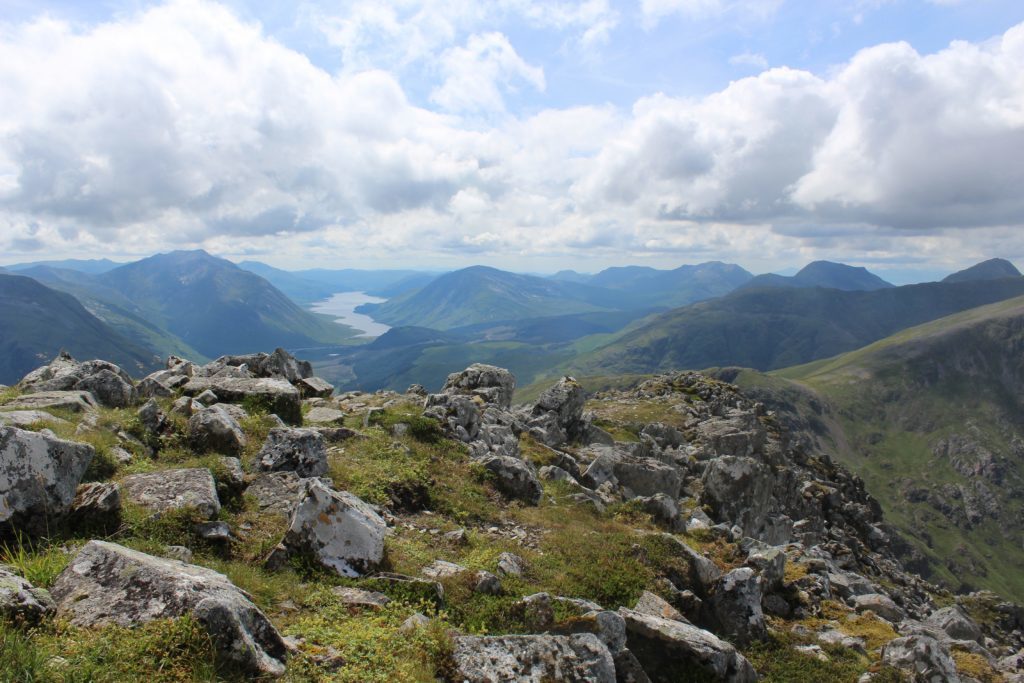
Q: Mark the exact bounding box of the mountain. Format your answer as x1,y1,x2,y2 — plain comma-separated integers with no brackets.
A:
568,277,1024,376
0,273,158,383
942,257,1022,283
237,262,438,303
356,266,643,330
743,260,893,292
5,258,123,274
548,269,591,283
93,251,354,358
236,261,341,304
587,261,754,307
760,295,1024,601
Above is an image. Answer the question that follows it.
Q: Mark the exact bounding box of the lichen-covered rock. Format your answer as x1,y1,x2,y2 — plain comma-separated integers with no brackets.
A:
51,541,287,677
705,567,767,646
618,608,757,683
0,565,55,625
634,591,687,623
70,482,121,520
581,447,681,500
529,376,586,446
881,635,961,683
0,410,68,428
257,428,328,478
265,479,385,577
245,471,329,516
203,348,312,384
74,368,136,408
924,605,983,644
297,376,334,399
0,426,94,534
480,455,542,505
183,377,302,425
137,398,167,435
304,407,347,425
187,405,247,456
852,593,905,623
451,633,616,683
441,364,516,409
121,468,221,519
3,391,98,413
18,354,136,408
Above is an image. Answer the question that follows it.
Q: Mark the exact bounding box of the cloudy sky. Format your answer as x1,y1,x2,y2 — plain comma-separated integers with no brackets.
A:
1,0,1023,281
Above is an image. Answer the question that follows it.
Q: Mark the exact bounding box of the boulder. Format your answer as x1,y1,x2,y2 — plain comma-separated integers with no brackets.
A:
745,546,786,594
634,591,687,623
529,377,586,446
441,364,516,409
136,375,175,399
74,369,136,408
450,634,616,683
297,377,334,399
187,405,247,456
265,479,385,577
480,455,542,505
304,407,347,425
3,391,98,413
137,399,167,435
18,354,136,408
208,348,312,384
924,605,983,644
497,552,527,578
705,567,767,646
618,608,757,683
182,378,302,425
0,565,56,625
881,635,961,683
52,541,287,677
257,428,328,478
121,468,221,519
0,426,94,534
852,593,905,623
582,447,681,500
0,410,69,429
70,482,121,521
245,471,323,516
635,494,682,531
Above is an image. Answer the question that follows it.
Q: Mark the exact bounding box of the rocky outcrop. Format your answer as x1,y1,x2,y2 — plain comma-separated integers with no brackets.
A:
52,541,287,677
0,426,94,534
881,635,961,682
451,633,616,683
441,364,516,409
3,390,98,413
265,479,385,577
121,468,221,519
257,428,328,478
200,348,312,384
18,352,137,408
480,455,542,505
528,376,587,447
183,378,301,425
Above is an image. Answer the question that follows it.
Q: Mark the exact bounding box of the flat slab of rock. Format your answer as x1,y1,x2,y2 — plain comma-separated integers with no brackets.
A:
265,479,385,577
331,586,391,609
52,541,287,677
297,377,334,399
3,391,98,413
183,378,302,425
852,593,905,623
0,426,94,534
451,633,616,683
0,410,69,428
304,407,347,425
121,468,221,519
618,608,757,683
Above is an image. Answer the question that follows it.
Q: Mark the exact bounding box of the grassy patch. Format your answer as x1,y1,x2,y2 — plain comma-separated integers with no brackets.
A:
0,534,72,588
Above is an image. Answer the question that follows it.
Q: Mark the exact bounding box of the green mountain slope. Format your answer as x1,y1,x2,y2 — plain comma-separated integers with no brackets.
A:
768,295,1024,601
96,251,356,358
0,273,159,383
587,261,754,307
569,277,1024,376
358,266,641,329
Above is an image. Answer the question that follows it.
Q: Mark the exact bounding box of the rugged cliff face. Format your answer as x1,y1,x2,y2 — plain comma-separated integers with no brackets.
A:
0,353,1021,681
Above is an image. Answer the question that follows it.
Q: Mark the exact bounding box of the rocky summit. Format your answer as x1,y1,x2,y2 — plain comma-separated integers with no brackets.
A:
0,351,1021,682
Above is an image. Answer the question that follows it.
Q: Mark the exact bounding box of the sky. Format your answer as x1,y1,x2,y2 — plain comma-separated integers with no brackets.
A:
1,0,1024,282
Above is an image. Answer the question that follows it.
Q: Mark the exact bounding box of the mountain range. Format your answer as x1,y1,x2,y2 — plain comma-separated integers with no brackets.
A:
741,260,894,291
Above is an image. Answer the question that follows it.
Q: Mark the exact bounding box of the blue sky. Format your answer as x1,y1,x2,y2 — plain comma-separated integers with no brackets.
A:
1,0,1024,281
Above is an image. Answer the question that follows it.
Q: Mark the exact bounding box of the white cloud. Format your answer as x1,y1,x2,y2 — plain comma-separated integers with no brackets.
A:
430,32,546,113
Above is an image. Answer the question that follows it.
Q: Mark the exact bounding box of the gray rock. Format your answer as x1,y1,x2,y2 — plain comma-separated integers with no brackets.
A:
52,540,287,677
245,471,329,516
195,521,232,543
517,592,555,631
614,649,652,683
4,391,98,413
121,468,221,519
182,377,302,425
136,375,174,399
924,605,983,644
700,455,792,544
257,428,328,478
634,590,687,623
480,455,542,505
297,377,334,399
529,377,587,446
451,633,616,683
331,586,390,609
659,534,722,595
406,384,427,397
474,571,503,595
0,565,56,625
196,389,219,405
0,426,94,534
441,364,516,409
170,396,200,418
304,407,347,425
215,457,246,498
881,635,961,683
163,546,193,563
187,405,247,456
137,399,167,435
265,479,385,577
641,423,687,450
18,354,136,408
852,593,905,623
71,482,121,518
497,552,527,578
635,494,682,531
706,567,767,646
581,447,681,500
618,608,757,683
401,612,431,632
0,410,69,428
745,546,786,594
75,369,136,408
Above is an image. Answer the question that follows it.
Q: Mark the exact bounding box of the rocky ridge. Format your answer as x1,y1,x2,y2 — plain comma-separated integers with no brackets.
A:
0,353,1020,681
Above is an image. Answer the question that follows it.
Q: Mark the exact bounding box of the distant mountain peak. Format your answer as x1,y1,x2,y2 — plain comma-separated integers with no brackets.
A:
744,261,892,292
943,258,1022,283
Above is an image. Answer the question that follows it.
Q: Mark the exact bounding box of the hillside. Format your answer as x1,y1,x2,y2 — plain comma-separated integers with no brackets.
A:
0,273,158,383
1,353,1017,681
357,266,642,329
742,260,893,292
759,295,1024,602
569,276,1024,376
237,262,434,303
5,258,123,274
584,261,753,307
